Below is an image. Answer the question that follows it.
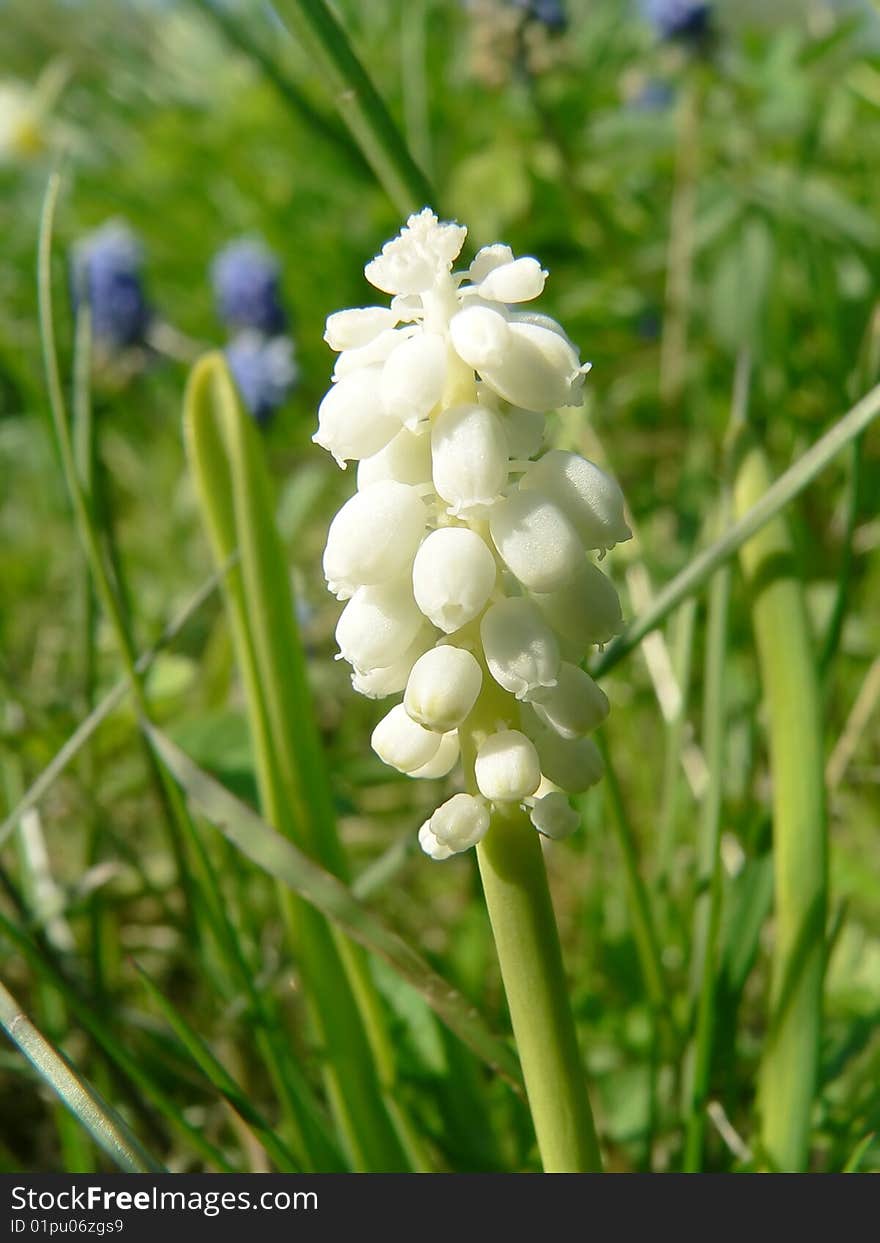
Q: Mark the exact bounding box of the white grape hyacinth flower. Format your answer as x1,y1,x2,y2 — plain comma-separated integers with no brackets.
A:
314,210,631,860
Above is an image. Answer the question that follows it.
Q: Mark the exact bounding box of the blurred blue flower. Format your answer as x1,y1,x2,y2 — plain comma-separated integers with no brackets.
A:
510,0,568,32
641,0,712,41
225,331,298,427
211,239,288,335
72,222,152,350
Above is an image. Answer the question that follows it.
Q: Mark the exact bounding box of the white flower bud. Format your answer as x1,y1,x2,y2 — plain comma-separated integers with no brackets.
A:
532,561,624,654
333,328,414,379
480,597,560,700
529,792,580,840
365,209,467,296
313,366,402,467
336,578,424,672
529,662,609,739
410,731,460,779
475,729,541,801
524,715,604,794
427,792,490,852
450,306,585,411
489,490,583,593
381,333,447,429
349,624,435,698
323,481,426,599
404,646,482,732
475,257,547,304
467,244,515,283
324,306,398,351
357,427,432,490
418,822,454,861
431,403,508,515
412,527,497,633
520,451,631,551
371,703,441,774
499,405,545,459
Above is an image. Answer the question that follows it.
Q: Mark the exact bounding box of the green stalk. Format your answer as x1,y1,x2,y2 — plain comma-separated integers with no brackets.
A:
460,687,601,1173
734,435,827,1173
275,0,434,217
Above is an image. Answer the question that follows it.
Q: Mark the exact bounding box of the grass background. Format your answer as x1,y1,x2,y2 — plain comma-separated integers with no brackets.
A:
1,0,879,1172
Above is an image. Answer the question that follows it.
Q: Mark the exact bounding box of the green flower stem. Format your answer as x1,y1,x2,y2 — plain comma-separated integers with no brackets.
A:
734,435,827,1173
475,809,601,1173
460,686,601,1173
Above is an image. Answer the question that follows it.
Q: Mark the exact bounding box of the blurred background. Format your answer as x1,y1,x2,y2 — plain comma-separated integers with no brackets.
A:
1,0,879,1173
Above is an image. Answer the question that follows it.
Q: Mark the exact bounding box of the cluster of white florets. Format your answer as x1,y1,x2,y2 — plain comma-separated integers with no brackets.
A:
314,210,631,861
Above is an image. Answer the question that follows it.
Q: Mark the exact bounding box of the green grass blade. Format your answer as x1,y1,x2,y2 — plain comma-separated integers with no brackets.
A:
592,377,880,679
734,435,827,1173
145,723,526,1096
132,962,301,1172
273,0,434,216
0,978,163,1173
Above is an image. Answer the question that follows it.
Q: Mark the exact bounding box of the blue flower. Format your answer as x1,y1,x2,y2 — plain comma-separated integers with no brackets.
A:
510,0,568,32
225,332,298,426
72,222,152,350
641,0,712,41
211,239,288,335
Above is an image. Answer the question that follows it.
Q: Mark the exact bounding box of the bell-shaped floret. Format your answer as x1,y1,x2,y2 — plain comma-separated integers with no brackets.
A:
489,490,583,593
357,426,432,490
431,403,508,516
450,306,585,411
474,256,547,304
528,662,609,739
404,646,482,733
520,451,631,551
412,527,497,633
336,578,424,672
499,405,545,460
349,624,435,699
529,791,580,840
313,366,402,467
372,703,442,774
365,209,467,296
324,306,398,352
467,244,514,283
381,333,447,429
424,792,490,855
475,729,541,801
333,328,414,380
532,561,624,653
524,714,604,793
480,597,560,700
410,731,460,779
323,481,426,599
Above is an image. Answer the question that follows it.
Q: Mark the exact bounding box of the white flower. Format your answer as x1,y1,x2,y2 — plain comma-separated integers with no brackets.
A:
431,403,508,515
412,527,497,633
480,597,560,701
475,730,541,801
532,561,624,653
528,662,609,740
323,481,426,599
313,366,401,467
419,793,490,859
372,703,442,774
404,646,482,733
529,792,580,840
335,578,424,672
520,451,631,552
314,211,630,862
357,427,433,490
489,490,584,593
